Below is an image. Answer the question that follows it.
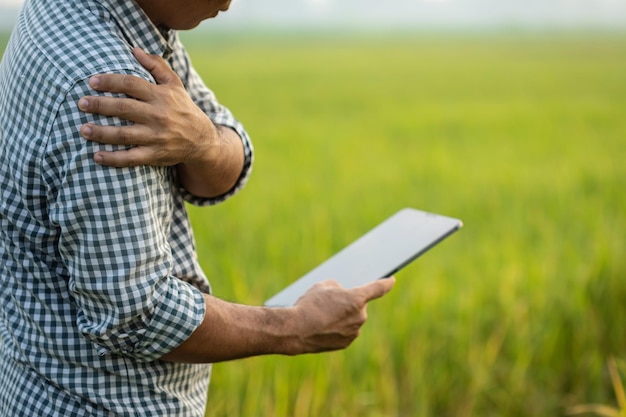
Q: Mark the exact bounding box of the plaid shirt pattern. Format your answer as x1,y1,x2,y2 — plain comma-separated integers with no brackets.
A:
0,0,253,415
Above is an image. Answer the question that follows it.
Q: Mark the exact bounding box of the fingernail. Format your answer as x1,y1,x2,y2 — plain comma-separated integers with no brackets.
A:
78,98,89,110
81,125,92,137
89,77,100,88
94,154,104,164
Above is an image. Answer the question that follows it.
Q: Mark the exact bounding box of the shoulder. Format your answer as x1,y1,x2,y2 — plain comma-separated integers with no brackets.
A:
1,0,152,145
21,0,150,85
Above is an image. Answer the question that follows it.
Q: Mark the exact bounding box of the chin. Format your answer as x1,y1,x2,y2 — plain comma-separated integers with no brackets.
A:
164,11,222,30
184,14,220,29
168,20,203,30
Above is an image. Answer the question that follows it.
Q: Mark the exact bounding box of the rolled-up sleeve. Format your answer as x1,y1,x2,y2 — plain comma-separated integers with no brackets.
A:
47,80,206,362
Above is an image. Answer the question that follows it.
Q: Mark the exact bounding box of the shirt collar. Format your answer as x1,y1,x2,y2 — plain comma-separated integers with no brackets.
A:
94,0,174,60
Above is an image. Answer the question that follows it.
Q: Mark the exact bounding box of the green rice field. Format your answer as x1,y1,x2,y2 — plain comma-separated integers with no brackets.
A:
3,31,626,416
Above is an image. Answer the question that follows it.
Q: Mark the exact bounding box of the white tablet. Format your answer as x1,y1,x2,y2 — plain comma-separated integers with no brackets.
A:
264,208,462,307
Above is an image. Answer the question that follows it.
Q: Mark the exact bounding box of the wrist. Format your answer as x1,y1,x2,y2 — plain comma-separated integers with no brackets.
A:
176,123,244,198
265,306,306,356
185,118,220,166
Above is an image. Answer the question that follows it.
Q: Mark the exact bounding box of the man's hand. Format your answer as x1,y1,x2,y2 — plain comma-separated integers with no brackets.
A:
161,277,396,364
78,48,214,167
77,48,244,198
290,277,397,354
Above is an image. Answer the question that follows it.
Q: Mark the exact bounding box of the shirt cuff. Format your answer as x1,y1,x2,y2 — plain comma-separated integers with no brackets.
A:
95,277,206,362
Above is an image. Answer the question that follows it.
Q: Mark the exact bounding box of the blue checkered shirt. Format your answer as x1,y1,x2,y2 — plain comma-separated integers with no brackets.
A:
0,0,253,415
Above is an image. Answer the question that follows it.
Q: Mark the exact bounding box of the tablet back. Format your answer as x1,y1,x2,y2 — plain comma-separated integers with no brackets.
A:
264,208,462,307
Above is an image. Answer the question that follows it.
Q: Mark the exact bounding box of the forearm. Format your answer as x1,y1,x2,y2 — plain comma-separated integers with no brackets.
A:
176,124,244,198
161,294,300,363
160,278,395,364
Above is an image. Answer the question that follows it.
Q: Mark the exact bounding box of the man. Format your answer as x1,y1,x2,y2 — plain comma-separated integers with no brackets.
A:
0,0,395,415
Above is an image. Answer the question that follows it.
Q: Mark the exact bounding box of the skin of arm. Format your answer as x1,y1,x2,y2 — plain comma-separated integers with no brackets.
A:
78,48,243,198
175,123,244,199
161,277,396,364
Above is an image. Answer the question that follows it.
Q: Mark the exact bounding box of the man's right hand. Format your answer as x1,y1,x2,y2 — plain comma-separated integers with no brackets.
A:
289,277,396,354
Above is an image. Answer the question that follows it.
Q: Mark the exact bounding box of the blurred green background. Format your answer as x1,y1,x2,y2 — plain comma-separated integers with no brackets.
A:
181,32,626,417
3,28,626,416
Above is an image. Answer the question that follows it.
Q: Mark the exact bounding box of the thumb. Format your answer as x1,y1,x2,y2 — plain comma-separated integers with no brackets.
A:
355,276,396,303
132,48,182,87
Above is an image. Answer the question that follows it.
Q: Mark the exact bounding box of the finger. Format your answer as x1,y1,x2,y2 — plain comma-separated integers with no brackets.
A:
88,73,155,102
81,123,153,147
78,95,152,124
132,48,183,87
319,279,342,288
354,276,396,303
307,280,341,292
93,147,158,168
